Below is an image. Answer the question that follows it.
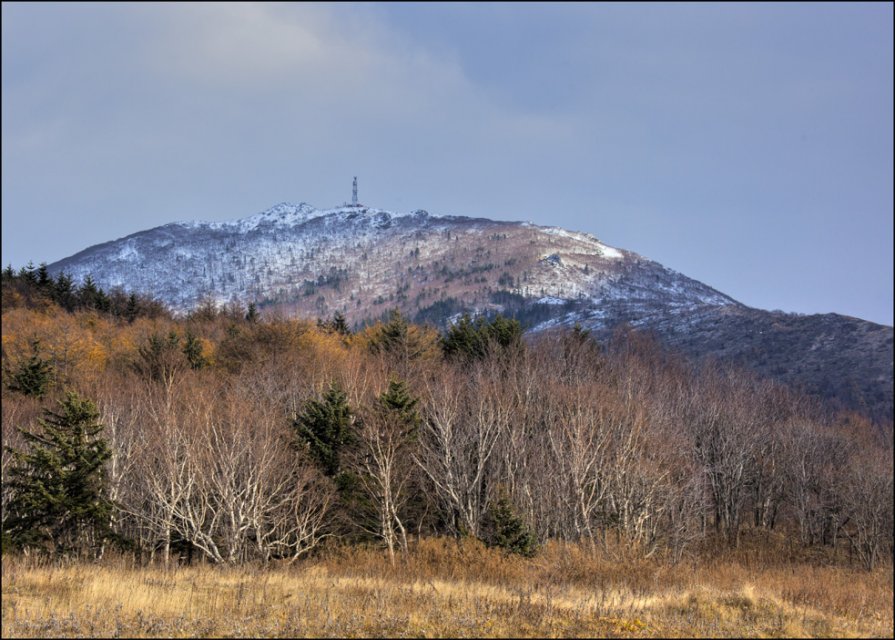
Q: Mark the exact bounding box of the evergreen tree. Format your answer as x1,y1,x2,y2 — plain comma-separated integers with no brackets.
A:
245,302,260,323
441,313,523,361
124,293,140,324
2,392,116,557
5,339,54,398
78,275,100,309
441,313,488,361
482,491,538,557
19,261,37,285
487,314,523,351
369,309,428,362
330,311,351,336
182,330,207,370
372,309,409,353
136,331,183,383
2,264,14,282
53,272,76,312
36,262,51,289
294,383,355,477
376,378,421,439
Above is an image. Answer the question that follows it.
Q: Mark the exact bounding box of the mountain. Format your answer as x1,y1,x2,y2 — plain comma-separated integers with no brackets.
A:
47,201,893,424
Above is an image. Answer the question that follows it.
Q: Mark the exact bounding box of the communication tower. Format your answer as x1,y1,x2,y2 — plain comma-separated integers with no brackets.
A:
352,177,358,206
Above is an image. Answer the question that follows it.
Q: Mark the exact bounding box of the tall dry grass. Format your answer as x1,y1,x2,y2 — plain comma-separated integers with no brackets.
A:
2,536,892,638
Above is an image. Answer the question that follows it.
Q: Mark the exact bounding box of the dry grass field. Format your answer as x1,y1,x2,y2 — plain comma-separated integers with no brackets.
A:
2,536,892,638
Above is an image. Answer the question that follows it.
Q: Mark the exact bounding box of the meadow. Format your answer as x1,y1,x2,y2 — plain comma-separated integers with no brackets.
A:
3,536,892,638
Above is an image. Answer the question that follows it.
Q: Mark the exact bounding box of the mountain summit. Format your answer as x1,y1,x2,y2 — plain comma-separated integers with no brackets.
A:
48,201,736,322
46,200,892,424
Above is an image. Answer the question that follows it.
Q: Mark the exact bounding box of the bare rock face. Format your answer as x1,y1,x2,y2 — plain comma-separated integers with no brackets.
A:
48,201,892,425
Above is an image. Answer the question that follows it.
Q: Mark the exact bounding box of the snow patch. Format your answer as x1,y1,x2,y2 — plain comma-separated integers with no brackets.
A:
597,243,623,259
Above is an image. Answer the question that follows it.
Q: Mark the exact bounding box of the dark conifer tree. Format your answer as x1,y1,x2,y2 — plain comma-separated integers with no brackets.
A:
373,309,409,353
125,293,139,323
245,302,260,323
19,261,37,285
182,330,207,370
294,384,355,477
441,313,488,361
369,309,429,363
53,272,76,311
442,313,523,362
482,491,538,557
330,311,351,336
486,314,523,351
376,377,421,439
36,262,51,289
136,331,183,382
5,339,54,398
2,392,116,557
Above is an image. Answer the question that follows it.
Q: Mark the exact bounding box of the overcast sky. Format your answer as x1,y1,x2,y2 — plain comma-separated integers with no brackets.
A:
2,2,892,325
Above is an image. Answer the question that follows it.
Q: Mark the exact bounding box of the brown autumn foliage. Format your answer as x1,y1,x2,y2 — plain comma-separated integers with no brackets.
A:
1,277,892,636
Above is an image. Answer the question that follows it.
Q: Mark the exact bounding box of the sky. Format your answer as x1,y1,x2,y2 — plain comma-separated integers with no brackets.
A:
2,3,892,325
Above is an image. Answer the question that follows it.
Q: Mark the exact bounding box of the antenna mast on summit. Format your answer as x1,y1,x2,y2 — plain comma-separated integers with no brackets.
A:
352,177,358,206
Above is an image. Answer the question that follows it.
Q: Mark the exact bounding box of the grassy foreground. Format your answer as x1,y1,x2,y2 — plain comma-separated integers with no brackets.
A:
2,537,892,638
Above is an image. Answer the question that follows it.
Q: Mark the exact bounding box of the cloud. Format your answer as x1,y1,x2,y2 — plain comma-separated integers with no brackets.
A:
2,3,891,323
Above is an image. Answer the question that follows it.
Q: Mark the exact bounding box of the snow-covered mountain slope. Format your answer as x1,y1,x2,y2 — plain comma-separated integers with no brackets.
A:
47,201,738,324
46,201,892,425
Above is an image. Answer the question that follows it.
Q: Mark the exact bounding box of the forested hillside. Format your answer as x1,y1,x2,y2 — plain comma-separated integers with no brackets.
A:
1,266,892,571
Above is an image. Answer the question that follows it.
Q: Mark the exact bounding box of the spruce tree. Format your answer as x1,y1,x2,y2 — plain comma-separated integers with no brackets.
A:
377,378,421,439
486,314,523,351
125,293,139,323
441,313,523,362
36,262,51,289
78,275,100,309
5,339,54,398
482,491,538,557
53,272,76,311
2,392,115,557
330,311,351,336
441,313,488,361
369,309,428,362
372,309,409,354
294,383,355,477
19,261,37,285
182,330,207,370
246,302,260,323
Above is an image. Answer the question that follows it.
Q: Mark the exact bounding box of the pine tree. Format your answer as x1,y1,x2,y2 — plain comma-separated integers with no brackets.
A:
294,383,355,477
5,339,54,398
2,392,116,557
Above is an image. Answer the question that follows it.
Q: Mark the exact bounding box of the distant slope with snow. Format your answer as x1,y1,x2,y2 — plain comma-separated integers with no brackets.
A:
47,201,892,425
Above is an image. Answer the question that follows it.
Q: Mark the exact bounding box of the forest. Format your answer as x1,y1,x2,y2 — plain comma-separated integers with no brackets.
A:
2,262,892,574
